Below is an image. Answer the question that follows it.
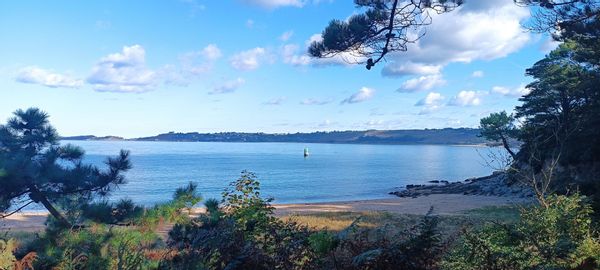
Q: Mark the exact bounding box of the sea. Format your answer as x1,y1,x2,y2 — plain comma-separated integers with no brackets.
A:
51,140,498,206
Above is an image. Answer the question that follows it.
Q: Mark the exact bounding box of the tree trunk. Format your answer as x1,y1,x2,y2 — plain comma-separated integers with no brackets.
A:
501,136,517,160
28,185,72,228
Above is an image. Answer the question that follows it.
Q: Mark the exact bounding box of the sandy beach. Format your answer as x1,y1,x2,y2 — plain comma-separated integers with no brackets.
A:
1,194,529,232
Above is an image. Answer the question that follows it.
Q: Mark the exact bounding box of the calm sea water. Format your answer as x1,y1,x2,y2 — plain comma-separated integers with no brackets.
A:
55,140,495,206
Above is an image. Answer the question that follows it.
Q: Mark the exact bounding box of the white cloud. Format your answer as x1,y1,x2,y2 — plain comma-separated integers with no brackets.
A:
364,119,385,127
447,119,463,126
491,86,511,95
492,83,530,97
398,74,446,92
87,45,157,93
540,37,560,53
415,92,445,114
382,0,531,77
317,119,338,128
282,36,365,67
210,77,245,94
300,98,332,105
448,90,482,106
230,47,268,71
382,62,442,77
15,66,83,88
306,33,322,47
309,34,366,66
242,0,304,9
471,70,484,78
178,45,222,75
201,44,222,61
263,96,286,105
341,87,375,104
164,44,223,85
416,92,445,106
309,51,362,67
279,30,294,41
281,44,311,66
280,34,367,67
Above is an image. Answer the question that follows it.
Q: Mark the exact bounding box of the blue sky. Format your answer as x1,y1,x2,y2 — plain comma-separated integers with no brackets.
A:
0,0,558,138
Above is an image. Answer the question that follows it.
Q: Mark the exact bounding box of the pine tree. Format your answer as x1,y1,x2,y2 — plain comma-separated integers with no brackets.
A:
0,108,131,227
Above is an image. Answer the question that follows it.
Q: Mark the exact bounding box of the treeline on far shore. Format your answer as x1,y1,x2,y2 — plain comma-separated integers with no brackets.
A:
61,128,489,145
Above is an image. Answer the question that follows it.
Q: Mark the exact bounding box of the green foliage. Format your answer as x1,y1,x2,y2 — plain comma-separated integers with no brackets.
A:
173,182,203,210
133,128,487,145
221,171,276,236
479,111,518,142
479,111,519,159
164,172,454,269
81,199,144,224
17,183,204,269
514,38,600,212
326,209,448,270
0,108,131,227
443,194,600,269
308,231,338,256
515,0,599,39
33,225,162,270
136,182,202,231
105,229,161,270
38,224,113,269
0,238,16,270
309,0,463,69
164,171,318,269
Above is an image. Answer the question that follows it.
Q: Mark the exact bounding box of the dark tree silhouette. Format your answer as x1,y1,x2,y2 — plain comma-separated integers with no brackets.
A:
0,108,131,227
514,0,600,38
308,0,463,70
479,111,519,160
516,41,599,164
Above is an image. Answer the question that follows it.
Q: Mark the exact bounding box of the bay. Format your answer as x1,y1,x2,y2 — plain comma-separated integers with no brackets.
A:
59,140,497,206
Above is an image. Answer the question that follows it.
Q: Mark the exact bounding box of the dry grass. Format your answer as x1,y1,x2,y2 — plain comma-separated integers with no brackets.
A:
280,205,522,234
281,211,394,231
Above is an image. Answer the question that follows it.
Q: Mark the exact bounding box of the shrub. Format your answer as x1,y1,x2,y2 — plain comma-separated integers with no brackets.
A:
221,171,277,237
22,182,201,269
164,171,318,269
0,238,16,270
443,194,600,269
137,181,202,231
328,208,449,270
30,222,165,270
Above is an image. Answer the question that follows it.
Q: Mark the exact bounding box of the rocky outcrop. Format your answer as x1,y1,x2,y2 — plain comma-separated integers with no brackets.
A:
390,171,534,198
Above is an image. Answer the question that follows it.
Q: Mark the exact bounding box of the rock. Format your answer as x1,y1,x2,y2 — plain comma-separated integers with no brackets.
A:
389,172,533,199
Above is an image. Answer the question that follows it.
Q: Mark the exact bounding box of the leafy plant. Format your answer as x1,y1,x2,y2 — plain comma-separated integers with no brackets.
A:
443,194,600,269
165,171,318,269
0,238,16,270
329,208,449,270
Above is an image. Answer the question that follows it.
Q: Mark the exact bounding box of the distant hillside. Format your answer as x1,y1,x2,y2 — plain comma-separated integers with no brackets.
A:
61,135,124,141
128,128,487,145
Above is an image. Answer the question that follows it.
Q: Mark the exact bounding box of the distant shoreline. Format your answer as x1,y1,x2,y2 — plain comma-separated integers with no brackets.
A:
60,128,492,146
61,139,490,147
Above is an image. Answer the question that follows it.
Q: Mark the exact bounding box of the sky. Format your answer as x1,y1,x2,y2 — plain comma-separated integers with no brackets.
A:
0,0,559,138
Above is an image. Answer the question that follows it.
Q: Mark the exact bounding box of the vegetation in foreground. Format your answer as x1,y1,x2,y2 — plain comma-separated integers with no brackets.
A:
1,0,600,269
2,170,599,269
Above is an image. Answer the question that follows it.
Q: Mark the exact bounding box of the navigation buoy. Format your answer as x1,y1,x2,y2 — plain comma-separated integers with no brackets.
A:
304,147,309,157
